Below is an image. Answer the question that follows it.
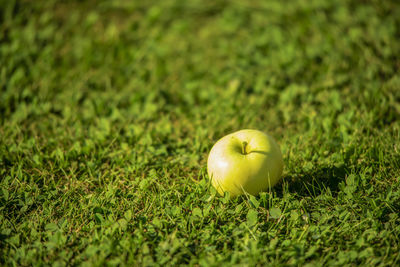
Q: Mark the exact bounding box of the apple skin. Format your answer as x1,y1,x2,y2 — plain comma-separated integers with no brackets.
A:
207,129,283,197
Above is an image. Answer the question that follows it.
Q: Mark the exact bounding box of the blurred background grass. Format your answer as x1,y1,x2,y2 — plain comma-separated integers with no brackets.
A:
1,0,400,265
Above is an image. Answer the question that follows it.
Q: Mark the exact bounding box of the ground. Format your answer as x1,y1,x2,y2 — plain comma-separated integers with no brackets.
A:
0,0,399,266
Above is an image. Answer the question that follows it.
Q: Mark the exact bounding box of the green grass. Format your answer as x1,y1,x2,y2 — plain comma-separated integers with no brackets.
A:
1,0,400,265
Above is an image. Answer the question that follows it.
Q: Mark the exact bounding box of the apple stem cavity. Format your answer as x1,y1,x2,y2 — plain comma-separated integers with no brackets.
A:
242,141,248,155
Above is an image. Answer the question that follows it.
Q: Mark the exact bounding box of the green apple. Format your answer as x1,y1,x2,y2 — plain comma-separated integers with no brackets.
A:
207,129,283,197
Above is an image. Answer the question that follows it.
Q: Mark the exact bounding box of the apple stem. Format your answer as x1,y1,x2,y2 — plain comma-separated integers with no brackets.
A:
242,141,248,155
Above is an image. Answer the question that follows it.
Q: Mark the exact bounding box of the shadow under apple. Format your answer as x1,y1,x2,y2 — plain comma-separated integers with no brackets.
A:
276,163,349,198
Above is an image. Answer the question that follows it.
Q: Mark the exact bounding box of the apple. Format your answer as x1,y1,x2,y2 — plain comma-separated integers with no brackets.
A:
207,129,283,197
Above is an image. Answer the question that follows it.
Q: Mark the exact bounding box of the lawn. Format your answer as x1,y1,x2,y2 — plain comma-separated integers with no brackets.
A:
1,0,399,266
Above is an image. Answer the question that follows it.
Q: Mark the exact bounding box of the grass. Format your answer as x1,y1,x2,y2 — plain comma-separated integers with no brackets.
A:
1,0,399,265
